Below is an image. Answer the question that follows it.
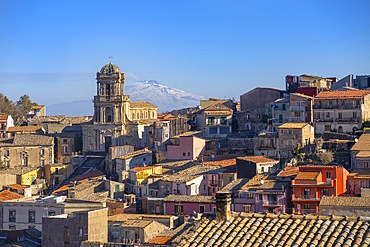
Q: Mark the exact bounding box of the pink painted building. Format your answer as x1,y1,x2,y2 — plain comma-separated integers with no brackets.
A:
167,136,206,160
163,194,215,215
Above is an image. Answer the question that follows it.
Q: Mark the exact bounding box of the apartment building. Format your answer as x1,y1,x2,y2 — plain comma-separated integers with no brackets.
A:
292,165,349,214
313,90,370,134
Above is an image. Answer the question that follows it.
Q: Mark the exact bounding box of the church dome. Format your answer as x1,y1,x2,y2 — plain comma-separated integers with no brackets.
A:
100,62,121,74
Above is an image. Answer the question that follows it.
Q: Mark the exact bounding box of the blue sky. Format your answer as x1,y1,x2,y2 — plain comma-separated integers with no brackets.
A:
1,0,370,106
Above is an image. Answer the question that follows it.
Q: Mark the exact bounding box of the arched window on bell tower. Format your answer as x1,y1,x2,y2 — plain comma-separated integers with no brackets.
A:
106,84,111,96
105,107,113,122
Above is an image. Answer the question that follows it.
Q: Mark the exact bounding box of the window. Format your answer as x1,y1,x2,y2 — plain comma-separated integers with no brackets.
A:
259,194,263,201
207,117,215,125
360,180,369,188
325,125,331,131
40,149,44,156
9,225,16,230
326,112,330,118
243,205,251,213
304,203,310,209
303,188,310,199
63,139,68,144
353,112,357,119
199,205,205,213
338,112,342,119
364,162,369,169
183,152,186,156
41,160,45,167
48,211,55,216
326,172,331,179
322,189,329,196
247,193,253,199
174,204,183,214
5,149,10,156
63,146,68,154
28,210,35,223
9,210,16,222
188,152,191,156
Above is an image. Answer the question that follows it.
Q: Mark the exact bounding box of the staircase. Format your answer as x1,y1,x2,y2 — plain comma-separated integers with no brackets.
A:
50,156,105,194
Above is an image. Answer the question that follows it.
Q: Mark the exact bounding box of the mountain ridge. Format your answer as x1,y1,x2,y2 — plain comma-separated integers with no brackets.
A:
47,80,205,116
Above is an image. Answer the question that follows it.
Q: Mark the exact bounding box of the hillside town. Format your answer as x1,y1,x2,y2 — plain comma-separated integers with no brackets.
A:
1,63,370,246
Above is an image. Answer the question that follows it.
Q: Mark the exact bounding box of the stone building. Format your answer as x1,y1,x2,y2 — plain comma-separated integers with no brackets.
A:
42,208,108,247
0,134,54,169
82,62,158,154
277,122,314,159
238,87,284,134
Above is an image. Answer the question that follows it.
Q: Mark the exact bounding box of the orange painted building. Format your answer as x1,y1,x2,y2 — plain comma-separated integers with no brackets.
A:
292,165,349,214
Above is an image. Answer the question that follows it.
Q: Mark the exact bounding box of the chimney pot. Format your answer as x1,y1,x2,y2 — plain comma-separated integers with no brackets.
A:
215,192,232,221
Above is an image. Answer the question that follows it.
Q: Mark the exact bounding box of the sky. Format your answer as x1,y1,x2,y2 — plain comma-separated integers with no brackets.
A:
0,0,370,106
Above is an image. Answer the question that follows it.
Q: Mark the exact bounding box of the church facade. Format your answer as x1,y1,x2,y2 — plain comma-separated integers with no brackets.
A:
82,63,158,154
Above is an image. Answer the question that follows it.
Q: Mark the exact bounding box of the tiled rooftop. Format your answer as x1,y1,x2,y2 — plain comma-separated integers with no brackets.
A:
0,190,24,202
164,195,215,203
161,164,220,182
117,149,152,160
130,101,158,108
7,126,43,133
278,122,309,129
351,133,370,151
277,166,300,177
315,89,370,99
237,156,278,164
203,158,237,167
295,171,320,180
147,236,172,245
175,213,370,246
348,169,370,178
320,196,370,207
4,184,26,190
120,219,153,228
13,134,53,146
241,174,289,191
356,151,370,158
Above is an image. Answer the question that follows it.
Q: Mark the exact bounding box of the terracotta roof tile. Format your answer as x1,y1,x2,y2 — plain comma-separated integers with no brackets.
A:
130,101,158,108
203,158,236,167
348,169,370,178
356,151,370,158
278,122,310,129
351,133,370,151
277,166,300,177
163,195,215,203
7,126,43,133
295,171,320,180
237,156,279,164
147,236,172,245
320,196,370,207
0,190,23,201
117,149,152,160
4,184,26,191
174,213,370,246
315,90,370,99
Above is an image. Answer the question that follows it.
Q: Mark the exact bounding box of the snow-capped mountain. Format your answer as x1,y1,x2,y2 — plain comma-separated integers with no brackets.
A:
126,80,205,112
47,80,204,116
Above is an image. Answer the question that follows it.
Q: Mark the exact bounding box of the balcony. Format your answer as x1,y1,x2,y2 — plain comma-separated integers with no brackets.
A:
290,106,306,111
313,104,360,109
336,118,359,123
314,118,333,122
292,195,321,201
262,201,282,207
290,117,305,122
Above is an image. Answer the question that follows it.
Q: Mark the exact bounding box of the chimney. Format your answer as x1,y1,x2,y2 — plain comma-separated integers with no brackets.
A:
215,192,231,221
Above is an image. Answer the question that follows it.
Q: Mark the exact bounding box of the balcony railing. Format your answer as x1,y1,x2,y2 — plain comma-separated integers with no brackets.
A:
262,201,282,207
290,117,305,122
290,106,306,111
336,118,359,123
292,195,321,201
314,104,360,109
